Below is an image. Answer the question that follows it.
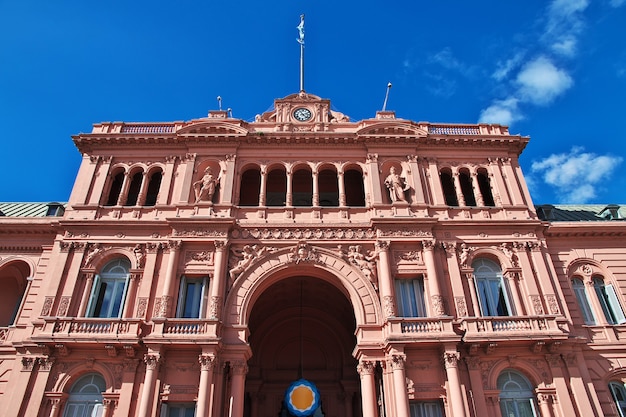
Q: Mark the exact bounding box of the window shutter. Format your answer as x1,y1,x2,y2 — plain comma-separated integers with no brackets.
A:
605,284,626,324
117,275,131,318
176,276,188,318
85,274,101,317
199,276,209,319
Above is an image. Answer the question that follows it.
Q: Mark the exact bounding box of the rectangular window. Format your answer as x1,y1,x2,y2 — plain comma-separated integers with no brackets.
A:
409,401,443,417
573,281,596,325
161,403,196,417
86,275,129,318
476,277,511,316
176,277,208,318
395,278,427,317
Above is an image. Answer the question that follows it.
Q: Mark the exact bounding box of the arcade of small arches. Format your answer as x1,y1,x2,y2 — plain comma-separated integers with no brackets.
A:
99,159,504,210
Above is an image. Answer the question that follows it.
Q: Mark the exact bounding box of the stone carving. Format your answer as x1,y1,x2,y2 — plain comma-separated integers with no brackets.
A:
530,295,544,315
500,243,519,267
329,110,350,122
288,242,321,264
343,245,378,289
209,296,222,319
57,296,70,317
357,360,375,376
41,296,54,316
457,243,474,268
185,250,214,264
173,229,227,237
455,296,468,317
84,243,103,267
383,295,396,318
133,244,146,268
199,354,215,371
431,295,445,316
229,245,276,281
384,166,409,203
379,229,432,238
545,295,560,314
144,354,161,370
193,166,220,203
442,352,460,368
231,227,376,240
137,298,148,318
394,250,422,263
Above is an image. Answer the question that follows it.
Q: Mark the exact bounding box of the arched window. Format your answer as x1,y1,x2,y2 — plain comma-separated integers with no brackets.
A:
473,258,512,316
593,276,626,324
344,168,365,207
292,168,312,206
0,262,29,326
318,168,339,206
86,258,131,318
497,370,538,417
239,168,261,206
63,373,105,417
125,171,143,206
477,168,495,206
439,169,458,206
266,168,287,207
144,170,162,206
459,169,476,206
609,381,626,417
572,278,595,325
105,171,124,206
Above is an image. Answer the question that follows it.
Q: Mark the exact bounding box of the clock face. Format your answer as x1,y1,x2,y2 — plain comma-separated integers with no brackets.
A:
293,107,312,122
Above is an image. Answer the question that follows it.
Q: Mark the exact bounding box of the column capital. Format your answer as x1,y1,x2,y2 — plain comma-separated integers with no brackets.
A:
376,240,390,251
389,354,406,370
357,360,376,376
199,354,216,371
214,240,228,251
442,351,460,369
231,360,248,375
144,354,161,370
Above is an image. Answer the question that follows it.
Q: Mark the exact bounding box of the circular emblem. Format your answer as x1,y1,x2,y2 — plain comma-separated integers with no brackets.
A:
285,379,320,417
293,107,312,122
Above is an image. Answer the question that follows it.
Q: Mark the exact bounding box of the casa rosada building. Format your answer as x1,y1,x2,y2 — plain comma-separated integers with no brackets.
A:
1,91,626,417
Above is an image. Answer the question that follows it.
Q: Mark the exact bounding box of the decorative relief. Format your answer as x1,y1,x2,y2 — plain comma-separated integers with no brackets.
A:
133,244,146,268
442,352,460,368
431,295,445,316
366,153,378,163
455,297,468,317
383,295,396,318
57,296,71,317
209,296,222,319
144,354,161,371
231,360,248,375
379,229,432,238
230,227,376,240
390,354,406,370
457,243,475,268
21,357,36,371
441,241,457,255
173,229,227,237
530,295,544,315
41,296,54,316
84,243,103,267
579,264,593,276
137,298,148,318
393,250,423,264
199,355,216,371
228,245,277,281
545,295,560,314
184,250,214,265
499,243,519,267
339,245,378,289
288,242,322,265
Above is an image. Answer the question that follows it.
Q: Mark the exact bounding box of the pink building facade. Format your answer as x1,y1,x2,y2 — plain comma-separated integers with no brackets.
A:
1,91,626,417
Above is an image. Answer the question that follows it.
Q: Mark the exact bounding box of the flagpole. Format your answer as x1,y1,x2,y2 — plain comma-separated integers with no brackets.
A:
297,14,305,92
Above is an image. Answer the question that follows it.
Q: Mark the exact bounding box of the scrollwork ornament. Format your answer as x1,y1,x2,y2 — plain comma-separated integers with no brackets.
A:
390,354,406,370
442,352,460,369
199,355,215,371
357,360,375,376
144,354,161,371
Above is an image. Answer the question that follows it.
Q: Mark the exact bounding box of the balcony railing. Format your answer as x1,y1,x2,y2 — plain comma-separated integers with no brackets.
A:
149,318,220,341
35,317,142,342
384,317,458,342
461,315,566,342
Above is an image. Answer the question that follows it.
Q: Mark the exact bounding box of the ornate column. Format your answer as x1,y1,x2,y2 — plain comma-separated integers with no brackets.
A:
312,170,319,207
78,271,96,317
470,172,484,206
365,153,383,205
442,351,467,417
230,361,248,417
390,354,410,417
137,353,161,417
487,158,509,206
47,394,67,417
197,354,216,417
122,270,142,318
462,268,480,317
452,169,466,206
286,167,293,206
503,269,525,315
422,240,445,316
337,169,346,207
499,157,524,205
209,241,228,319
136,172,149,206
178,153,197,203
221,154,236,204
357,360,378,417
158,240,182,317
535,391,555,417
116,172,131,206
101,394,118,417
259,166,267,206
376,240,395,318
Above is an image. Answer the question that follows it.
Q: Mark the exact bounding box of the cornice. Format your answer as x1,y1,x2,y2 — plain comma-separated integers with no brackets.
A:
543,221,626,237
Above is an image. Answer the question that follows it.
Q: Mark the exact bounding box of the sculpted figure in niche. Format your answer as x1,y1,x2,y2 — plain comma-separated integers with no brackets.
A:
193,167,220,203
384,166,409,203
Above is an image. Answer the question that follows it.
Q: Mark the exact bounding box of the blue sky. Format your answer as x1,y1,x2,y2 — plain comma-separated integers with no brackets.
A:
1,0,625,205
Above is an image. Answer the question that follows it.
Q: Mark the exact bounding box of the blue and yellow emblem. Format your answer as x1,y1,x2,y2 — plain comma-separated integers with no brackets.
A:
284,379,320,417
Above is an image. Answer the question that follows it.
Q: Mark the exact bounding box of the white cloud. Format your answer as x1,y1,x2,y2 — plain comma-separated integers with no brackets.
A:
609,0,625,7
531,147,623,203
492,52,525,81
478,98,522,126
544,0,588,56
516,56,573,105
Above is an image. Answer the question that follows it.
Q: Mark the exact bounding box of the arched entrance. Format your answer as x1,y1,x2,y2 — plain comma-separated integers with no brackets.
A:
245,275,360,417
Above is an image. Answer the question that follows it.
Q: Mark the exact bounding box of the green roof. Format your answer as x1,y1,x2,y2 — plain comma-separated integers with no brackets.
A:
0,202,66,217
536,204,626,222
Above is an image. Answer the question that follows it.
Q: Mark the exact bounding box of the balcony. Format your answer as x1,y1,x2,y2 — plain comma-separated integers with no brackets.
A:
32,317,142,344
384,317,459,343
461,315,567,343
145,318,221,344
